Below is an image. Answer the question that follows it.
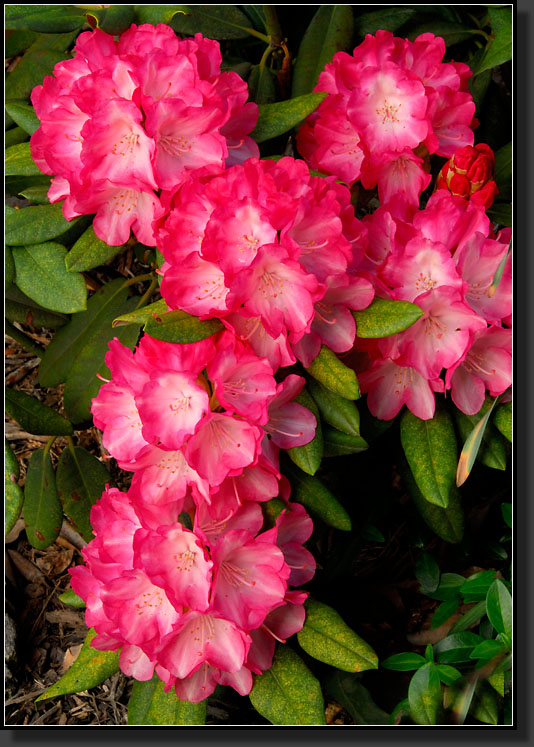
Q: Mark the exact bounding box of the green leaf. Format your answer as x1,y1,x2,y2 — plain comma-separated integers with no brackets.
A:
435,664,462,685
400,406,458,508
322,428,368,457
65,226,125,273
5,125,29,148
325,671,389,725
414,551,440,594
399,452,464,543
407,21,478,47
284,462,351,531
39,278,132,387
5,6,86,33
450,601,487,634
433,632,485,664
248,63,277,105
63,299,141,424
486,579,512,639
5,142,43,176
305,346,359,400
474,6,512,74
249,645,326,725
426,573,465,602
251,92,327,143
6,246,16,288
5,440,24,536
430,600,460,630
493,402,512,443
408,663,442,725
58,589,86,609
19,184,51,205
5,29,39,57
292,6,354,97
5,285,69,328
7,205,82,248
23,448,63,550
470,639,507,661
128,674,206,725
135,5,255,39
381,652,426,671
354,7,416,37
56,447,111,543
308,378,360,436
455,398,507,484
35,628,119,701
493,141,512,202
85,5,136,35
459,570,498,600
298,599,378,673
471,683,500,725
286,388,323,476
5,32,76,100
5,388,73,436
501,502,512,528
487,670,505,697
5,101,40,135
353,296,423,338
487,202,512,227
143,308,224,344
112,298,168,327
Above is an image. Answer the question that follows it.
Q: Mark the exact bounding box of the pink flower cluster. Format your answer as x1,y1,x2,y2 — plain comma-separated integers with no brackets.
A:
349,190,512,419
156,156,375,369
297,31,476,214
70,330,317,701
30,24,259,246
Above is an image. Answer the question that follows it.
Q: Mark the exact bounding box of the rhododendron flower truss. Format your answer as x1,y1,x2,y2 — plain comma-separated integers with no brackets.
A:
30,24,259,245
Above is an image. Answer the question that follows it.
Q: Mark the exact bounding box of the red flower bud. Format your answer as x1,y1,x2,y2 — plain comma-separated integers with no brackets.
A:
449,172,471,198
435,143,497,208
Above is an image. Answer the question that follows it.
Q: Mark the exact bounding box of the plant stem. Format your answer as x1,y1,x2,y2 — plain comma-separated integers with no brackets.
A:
43,436,57,458
263,5,283,44
121,272,155,289
135,277,158,310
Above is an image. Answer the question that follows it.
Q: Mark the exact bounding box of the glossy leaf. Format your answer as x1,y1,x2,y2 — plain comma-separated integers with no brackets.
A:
85,5,136,35
7,205,82,247
39,278,132,387
407,21,477,47
284,462,351,531
128,675,206,725
136,5,254,39
5,388,73,436
501,502,512,528
143,308,224,344
298,599,378,673
444,681,499,726
426,573,465,602
486,580,512,639
66,226,125,273
430,599,460,630
292,6,354,97
5,320,44,359
435,665,462,686
474,6,512,74
6,246,16,288
353,296,423,338
487,670,505,697
5,285,69,329
487,202,512,227
470,639,507,661
35,628,120,701
56,446,111,543
414,552,440,594
286,388,323,476
5,32,77,100
249,645,326,725
325,671,389,725
322,428,368,457
19,184,50,205
4,6,86,33
112,298,168,327
5,126,29,148
493,402,512,443
459,570,498,600
401,406,457,508
455,398,507,484
24,448,63,550
381,653,426,671
305,346,359,400
5,29,39,57
434,632,485,664
5,142,42,176
308,378,360,436
450,601,487,634
408,663,442,725
58,589,86,609
5,440,23,536
354,7,416,37
5,101,40,135
251,92,327,143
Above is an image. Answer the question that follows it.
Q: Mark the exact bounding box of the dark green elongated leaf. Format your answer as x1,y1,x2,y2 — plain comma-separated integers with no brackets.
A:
487,202,512,227
450,601,487,634
486,580,512,639
6,246,16,288
240,5,267,32
459,570,498,600
112,298,168,327
426,573,465,602
85,5,136,35
435,665,462,685
39,278,132,387
56,447,111,542
308,378,360,436
133,5,190,25
401,406,457,508
430,599,460,630
5,285,69,328
469,60,492,116
58,589,86,609
5,29,39,57
407,21,479,47
398,452,464,543
4,6,86,33
470,639,507,661
381,653,426,672
434,632,485,664
286,388,323,476
455,398,507,484
5,32,77,100
251,92,327,143
35,628,119,701
6,174,51,198
325,671,389,725
63,299,141,424
5,388,73,436
493,402,512,443
494,141,512,202
322,428,368,457
5,440,24,536
19,184,50,204
292,6,354,97
305,346,359,400
135,5,254,39
248,63,277,105
249,645,326,725
12,241,86,314
5,320,44,358
408,663,442,725
24,448,63,550
5,142,42,176
7,205,81,247
474,6,512,74
354,7,416,36
353,297,423,338
128,674,206,725
65,225,125,273
415,551,440,594
501,502,512,528
5,125,28,148
5,101,40,135
143,308,224,344
284,461,351,531
298,599,378,673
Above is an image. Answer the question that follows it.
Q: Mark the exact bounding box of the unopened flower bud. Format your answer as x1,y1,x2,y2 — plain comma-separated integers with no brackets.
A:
435,143,498,209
